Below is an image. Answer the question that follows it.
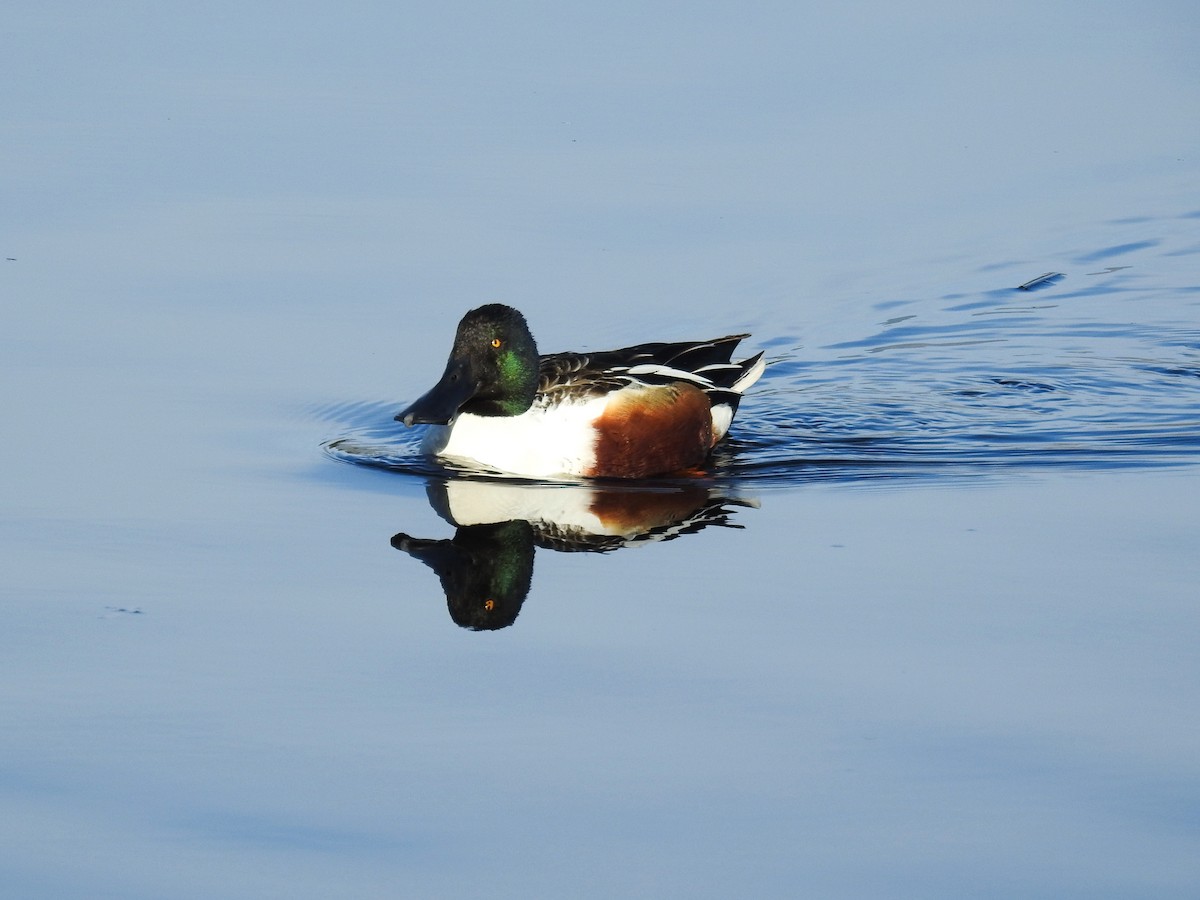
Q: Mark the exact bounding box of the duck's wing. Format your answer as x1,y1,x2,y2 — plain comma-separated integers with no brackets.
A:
538,334,762,398
581,334,749,373
535,351,630,401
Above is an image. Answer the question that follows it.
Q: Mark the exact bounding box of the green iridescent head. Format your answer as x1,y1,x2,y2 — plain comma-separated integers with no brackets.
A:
396,304,540,425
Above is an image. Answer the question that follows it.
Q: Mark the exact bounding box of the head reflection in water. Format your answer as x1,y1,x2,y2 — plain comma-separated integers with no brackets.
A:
391,478,757,632
392,521,536,630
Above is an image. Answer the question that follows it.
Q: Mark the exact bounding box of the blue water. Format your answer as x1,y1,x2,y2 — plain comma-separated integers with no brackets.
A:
4,4,1200,899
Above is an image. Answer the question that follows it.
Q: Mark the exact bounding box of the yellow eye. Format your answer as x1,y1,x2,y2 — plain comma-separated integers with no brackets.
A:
491,338,502,348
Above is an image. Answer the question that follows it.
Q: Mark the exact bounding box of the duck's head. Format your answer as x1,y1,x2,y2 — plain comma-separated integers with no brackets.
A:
396,304,540,426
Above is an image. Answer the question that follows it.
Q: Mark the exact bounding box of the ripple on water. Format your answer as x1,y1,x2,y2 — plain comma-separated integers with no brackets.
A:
321,217,1200,488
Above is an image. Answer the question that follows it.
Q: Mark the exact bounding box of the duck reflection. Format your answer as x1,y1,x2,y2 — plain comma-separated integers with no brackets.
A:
392,479,756,631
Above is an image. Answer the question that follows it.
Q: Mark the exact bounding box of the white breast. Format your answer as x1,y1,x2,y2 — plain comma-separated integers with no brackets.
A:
421,396,609,479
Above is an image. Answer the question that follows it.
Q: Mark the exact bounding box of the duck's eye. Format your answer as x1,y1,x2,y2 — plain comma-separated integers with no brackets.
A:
490,338,502,349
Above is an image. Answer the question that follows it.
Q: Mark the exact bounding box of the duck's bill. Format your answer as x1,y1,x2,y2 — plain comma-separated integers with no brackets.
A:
390,532,459,572
395,365,474,426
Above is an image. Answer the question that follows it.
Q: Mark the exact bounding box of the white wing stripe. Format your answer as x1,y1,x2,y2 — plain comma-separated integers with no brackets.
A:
626,363,713,386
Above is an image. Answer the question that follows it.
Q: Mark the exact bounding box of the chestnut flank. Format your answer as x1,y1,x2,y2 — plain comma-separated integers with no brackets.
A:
589,383,713,478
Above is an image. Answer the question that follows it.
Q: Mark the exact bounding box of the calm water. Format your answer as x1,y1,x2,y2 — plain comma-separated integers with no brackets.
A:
4,4,1200,898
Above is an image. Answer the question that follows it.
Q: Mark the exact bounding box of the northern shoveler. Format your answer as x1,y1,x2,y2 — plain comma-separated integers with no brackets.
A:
396,304,766,479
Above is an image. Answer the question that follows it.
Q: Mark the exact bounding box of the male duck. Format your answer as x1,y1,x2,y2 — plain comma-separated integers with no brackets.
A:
396,304,766,479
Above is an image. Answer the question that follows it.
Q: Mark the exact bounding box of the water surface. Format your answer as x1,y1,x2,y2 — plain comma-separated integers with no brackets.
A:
3,3,1200,898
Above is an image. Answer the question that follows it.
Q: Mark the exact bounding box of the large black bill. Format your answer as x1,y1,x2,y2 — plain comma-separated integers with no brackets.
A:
395,358,475,426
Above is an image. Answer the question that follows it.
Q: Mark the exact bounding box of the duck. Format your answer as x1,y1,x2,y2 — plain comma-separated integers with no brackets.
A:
396,303,766,479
